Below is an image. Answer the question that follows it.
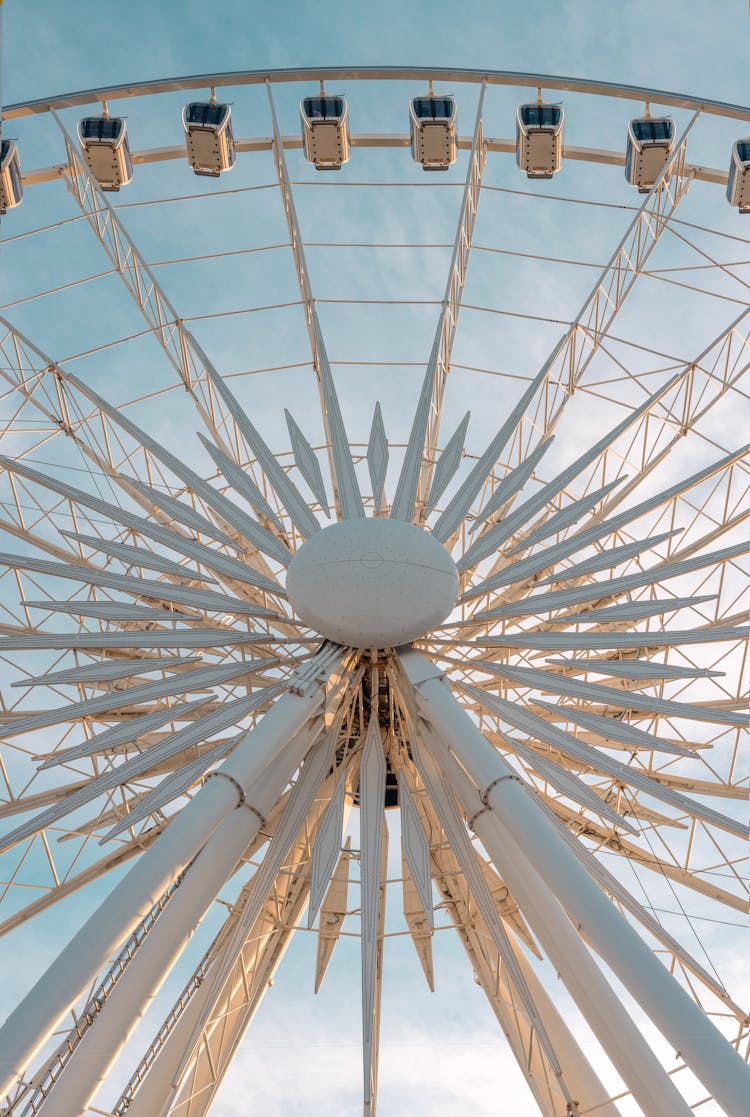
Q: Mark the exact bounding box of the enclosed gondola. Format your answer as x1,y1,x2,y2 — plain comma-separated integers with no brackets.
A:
0,139,23,213
516,102,564,179
409,94,457,170
78,114,133,191
183,100,236,177
625,116,675,192
300,94,350,170
726,139,750,213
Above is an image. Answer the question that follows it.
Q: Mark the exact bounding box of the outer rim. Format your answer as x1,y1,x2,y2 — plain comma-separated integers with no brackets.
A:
5,64,750,122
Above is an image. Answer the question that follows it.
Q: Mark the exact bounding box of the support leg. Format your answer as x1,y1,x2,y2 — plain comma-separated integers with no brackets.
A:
359,714,387,1116
393,739,620,1117
398,649,750,1117
0,649,347,1098
428,726,691,1117
32,719,325,1117
116,769,355,1117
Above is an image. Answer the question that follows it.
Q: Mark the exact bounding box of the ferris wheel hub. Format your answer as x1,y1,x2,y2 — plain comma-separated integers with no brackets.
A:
286,518,458,647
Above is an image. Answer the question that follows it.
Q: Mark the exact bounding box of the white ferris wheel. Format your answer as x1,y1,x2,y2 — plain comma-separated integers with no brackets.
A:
0,65,748,1117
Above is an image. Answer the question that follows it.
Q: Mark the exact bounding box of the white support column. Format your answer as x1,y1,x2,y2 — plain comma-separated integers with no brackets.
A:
359,713,388,1115
507,929,623,1117
0,648,349,1099
404,725,580,1111
397,649,750,1117
32,719,325,1117
115,778,355,1117
390,733,618,1117
426,726,692,1117
416,781,619,1115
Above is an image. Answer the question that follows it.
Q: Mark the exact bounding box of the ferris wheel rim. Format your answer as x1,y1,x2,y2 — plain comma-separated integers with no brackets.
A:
5,63,750,123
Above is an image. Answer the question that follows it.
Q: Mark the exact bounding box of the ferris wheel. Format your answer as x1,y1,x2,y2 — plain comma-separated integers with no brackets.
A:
0,65,748,1117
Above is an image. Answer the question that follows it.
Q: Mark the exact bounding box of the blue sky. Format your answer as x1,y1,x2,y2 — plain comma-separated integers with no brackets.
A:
1,3,748,1116
4,1,750,109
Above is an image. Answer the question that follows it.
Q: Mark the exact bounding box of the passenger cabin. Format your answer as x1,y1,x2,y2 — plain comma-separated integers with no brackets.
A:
183,101,236,177
625,116,675,192
516,102,564,179
78,116,133,191
0,140,23,214
409,95,457,170
300,96,350,170
727,140,750,213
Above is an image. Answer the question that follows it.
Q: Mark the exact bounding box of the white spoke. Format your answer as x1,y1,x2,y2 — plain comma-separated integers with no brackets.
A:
391,82,487,523
265,81,364,520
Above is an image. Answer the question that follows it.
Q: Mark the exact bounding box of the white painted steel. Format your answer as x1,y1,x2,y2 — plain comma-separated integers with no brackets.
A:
314,842,352,992
17,135,735,190
397,649,750,1116
0,651,345,1098
286,519,458,647
359,715,387,1112
266,80,362,521
308,774,347,927
286,409,331,517
397,778,434,929
0,450,287,585
405,778,604,1117
367,403,389,513
428,727,693,1117
391,81,486,523
7,66,750,123
504,938,623,1117
34,720,323,1117
404,727,576,1100
426,412,470,515
114,789,353,1117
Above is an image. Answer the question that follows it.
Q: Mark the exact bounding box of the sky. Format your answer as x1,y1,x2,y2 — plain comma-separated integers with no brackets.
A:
2,1,750,109
0,3,748,1117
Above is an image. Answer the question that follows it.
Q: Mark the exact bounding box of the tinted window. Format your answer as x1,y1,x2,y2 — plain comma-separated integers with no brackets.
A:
520,104,561,129
9,159,23,198
186,103,228,127
736,142,750,162
632,119,673,143
303,97,344,120
412,98,454,120
80,118,123,142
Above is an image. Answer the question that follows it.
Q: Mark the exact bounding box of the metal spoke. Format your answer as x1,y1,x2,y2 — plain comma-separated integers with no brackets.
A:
391,83,487,522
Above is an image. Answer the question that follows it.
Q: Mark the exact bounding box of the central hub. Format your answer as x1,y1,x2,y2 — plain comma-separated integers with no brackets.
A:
286,518,458,648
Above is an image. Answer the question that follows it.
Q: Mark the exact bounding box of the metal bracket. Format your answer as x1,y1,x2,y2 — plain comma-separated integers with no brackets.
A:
204,770,267,827
467,776,519,828
480,774,522,807
466,804,490,832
